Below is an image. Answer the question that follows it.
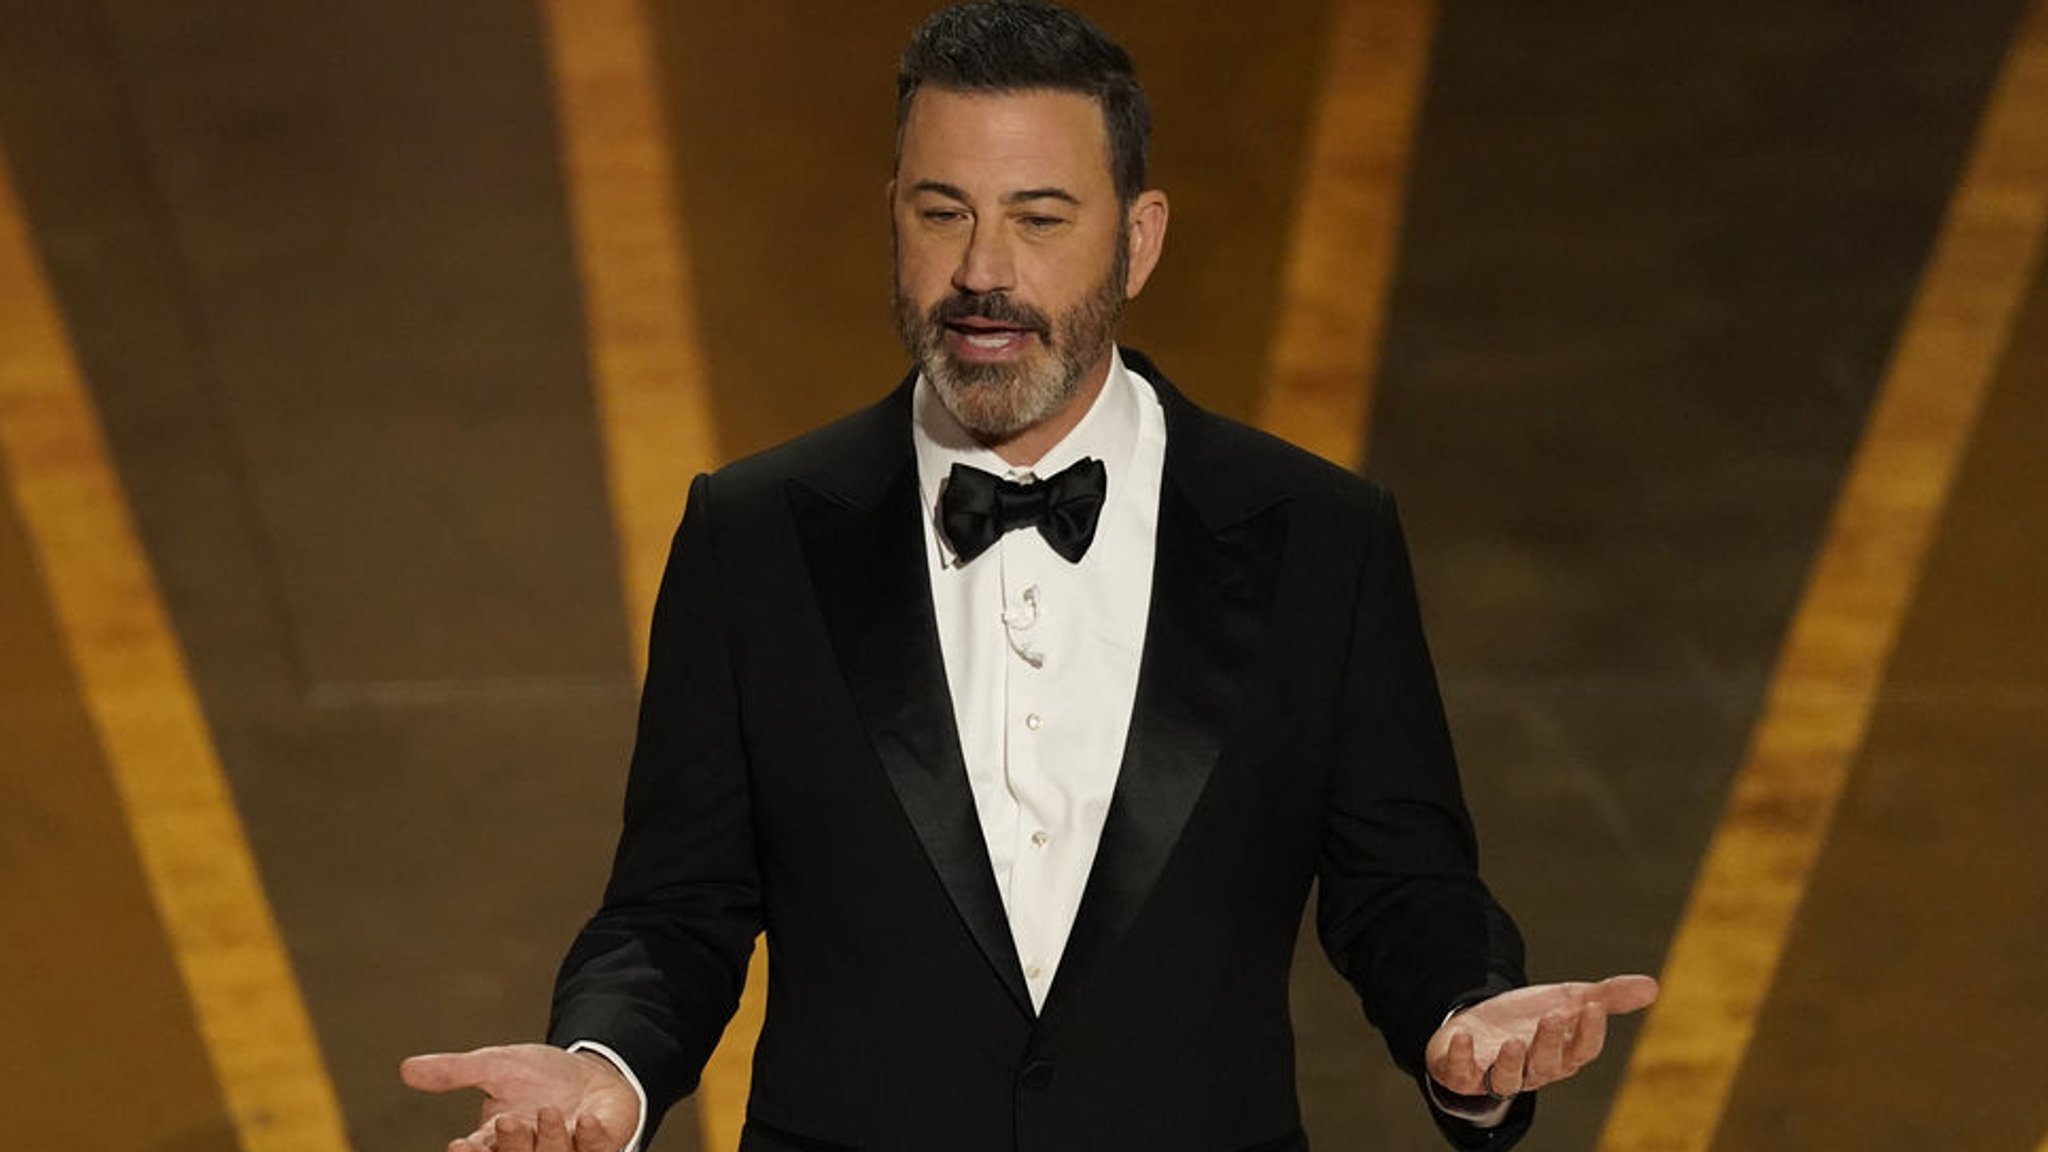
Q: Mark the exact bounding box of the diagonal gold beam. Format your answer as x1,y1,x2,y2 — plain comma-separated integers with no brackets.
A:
0,146,354,1151
1597,4,2048,1149
535,3,757,1150
1255,0,1437,469
538,0,722,655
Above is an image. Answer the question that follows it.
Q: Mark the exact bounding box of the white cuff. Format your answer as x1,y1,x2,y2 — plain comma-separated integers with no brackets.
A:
1425,1070,1514,1127
566,1040,649,1152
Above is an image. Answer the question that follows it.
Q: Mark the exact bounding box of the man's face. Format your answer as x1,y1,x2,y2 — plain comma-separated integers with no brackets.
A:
892,87,1131,441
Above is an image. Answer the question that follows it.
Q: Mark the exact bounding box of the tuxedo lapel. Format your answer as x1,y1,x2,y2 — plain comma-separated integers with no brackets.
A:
787,391,1034,1017
786,360,1286,1026
1041,365,1287,1024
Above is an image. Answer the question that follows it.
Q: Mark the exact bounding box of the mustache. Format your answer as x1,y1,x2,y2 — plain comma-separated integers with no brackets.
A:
927,292,1052,339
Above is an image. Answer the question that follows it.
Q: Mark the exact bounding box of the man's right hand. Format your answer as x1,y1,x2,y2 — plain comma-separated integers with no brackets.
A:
401,1044,640,1152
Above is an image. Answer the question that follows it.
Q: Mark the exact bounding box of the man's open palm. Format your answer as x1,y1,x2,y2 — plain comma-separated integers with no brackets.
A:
1426,975,1660,1099
401,1044,639,1152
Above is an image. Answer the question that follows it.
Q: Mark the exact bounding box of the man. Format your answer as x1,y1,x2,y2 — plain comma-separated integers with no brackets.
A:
403,3,1658,1149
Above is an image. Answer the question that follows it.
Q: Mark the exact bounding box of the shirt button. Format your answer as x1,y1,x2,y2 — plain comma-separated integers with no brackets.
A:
1024,713,1042,730
1030,830,1050,848
1025,962,1044,980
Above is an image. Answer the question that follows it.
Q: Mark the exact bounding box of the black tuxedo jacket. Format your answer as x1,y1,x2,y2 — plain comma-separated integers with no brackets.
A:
549,350,1532,1151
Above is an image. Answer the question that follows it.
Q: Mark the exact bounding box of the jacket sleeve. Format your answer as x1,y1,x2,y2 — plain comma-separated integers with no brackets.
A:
547,472,760,1142
1315,487,1534,1148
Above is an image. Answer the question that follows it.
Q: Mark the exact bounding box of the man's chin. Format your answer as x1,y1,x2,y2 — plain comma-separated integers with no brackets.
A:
929,369,1051,440
936,386,1034,440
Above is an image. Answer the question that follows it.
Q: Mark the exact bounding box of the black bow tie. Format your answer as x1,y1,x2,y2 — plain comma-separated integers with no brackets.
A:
939,458,1108,564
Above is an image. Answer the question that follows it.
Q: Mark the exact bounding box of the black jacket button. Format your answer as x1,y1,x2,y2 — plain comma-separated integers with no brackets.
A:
1019,1059,1055,1089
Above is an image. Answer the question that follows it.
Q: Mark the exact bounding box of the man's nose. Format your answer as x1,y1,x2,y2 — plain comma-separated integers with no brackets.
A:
952,222,1016,295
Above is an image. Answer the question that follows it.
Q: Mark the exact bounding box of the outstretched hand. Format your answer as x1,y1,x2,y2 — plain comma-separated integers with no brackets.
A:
400,1043,639,1152
1426,975,1659,1101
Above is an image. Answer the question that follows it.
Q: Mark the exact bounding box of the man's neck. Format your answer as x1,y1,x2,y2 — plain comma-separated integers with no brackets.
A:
986,348,1115,468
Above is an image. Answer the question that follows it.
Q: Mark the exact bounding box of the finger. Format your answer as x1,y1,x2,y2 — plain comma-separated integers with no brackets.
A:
1431,1028,1482,1096
571,1113,618,1152
535,1107,573,1152
1489,1037,1528,1097
1592,974,1660,1015
1524,1011,1572,1088
404,1051,493,1094
406,1046,534,1098
458,1117,502,1152
1565,1003,1609,1073
495,1114,536,1152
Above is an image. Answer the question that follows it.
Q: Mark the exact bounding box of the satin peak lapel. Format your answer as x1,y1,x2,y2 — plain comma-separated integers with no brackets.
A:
1041,477,1285,1024
788,462,1033,1016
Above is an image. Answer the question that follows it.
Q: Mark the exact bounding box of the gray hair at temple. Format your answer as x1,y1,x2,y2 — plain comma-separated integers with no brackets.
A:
895,0,1152,208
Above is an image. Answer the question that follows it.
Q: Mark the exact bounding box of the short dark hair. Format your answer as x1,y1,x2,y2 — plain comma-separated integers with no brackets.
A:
896,0,1151,206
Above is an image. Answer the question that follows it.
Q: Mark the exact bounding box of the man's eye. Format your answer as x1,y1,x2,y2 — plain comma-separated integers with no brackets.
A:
1021,216,1067,231
922,209,968,224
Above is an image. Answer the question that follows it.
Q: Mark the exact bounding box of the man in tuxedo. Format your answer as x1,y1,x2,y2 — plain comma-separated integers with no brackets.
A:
403,2,1658,1149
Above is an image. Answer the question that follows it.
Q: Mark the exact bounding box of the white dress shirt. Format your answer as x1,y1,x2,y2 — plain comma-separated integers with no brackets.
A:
913,347,1167,1011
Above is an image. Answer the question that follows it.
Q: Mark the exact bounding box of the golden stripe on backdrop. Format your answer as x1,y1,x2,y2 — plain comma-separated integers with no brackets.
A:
1254,0,1437,468
1597,3,2048,1149
538,0,723,653
534,2,752,1149
0,151,354,1150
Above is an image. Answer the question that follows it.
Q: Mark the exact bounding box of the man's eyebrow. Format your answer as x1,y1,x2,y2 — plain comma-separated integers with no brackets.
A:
906,180,1082,207
909,180,971,202
1004,187,1081,206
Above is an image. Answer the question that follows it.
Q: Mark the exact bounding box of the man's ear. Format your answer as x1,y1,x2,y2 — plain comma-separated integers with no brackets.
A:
1123,190,1170,298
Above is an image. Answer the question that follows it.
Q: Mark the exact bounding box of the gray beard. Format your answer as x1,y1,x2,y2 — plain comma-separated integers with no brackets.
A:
895,244,1128,441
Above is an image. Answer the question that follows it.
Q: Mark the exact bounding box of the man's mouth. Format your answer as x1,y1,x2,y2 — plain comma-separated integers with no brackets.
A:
944,318,1041,358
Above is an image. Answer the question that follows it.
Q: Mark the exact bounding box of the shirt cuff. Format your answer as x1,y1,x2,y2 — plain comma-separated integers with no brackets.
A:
1425,1071,1515,1127
565,1040,648,1152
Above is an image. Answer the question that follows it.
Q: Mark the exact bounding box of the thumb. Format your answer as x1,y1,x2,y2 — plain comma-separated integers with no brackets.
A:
1590,974,1660,1015
400,1050,492,1094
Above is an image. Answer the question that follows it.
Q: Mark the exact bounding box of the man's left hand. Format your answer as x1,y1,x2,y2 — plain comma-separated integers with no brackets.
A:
1425,975,1660,1100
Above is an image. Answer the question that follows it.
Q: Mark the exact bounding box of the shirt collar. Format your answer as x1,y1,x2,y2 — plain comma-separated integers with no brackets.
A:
913,346,1142,565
